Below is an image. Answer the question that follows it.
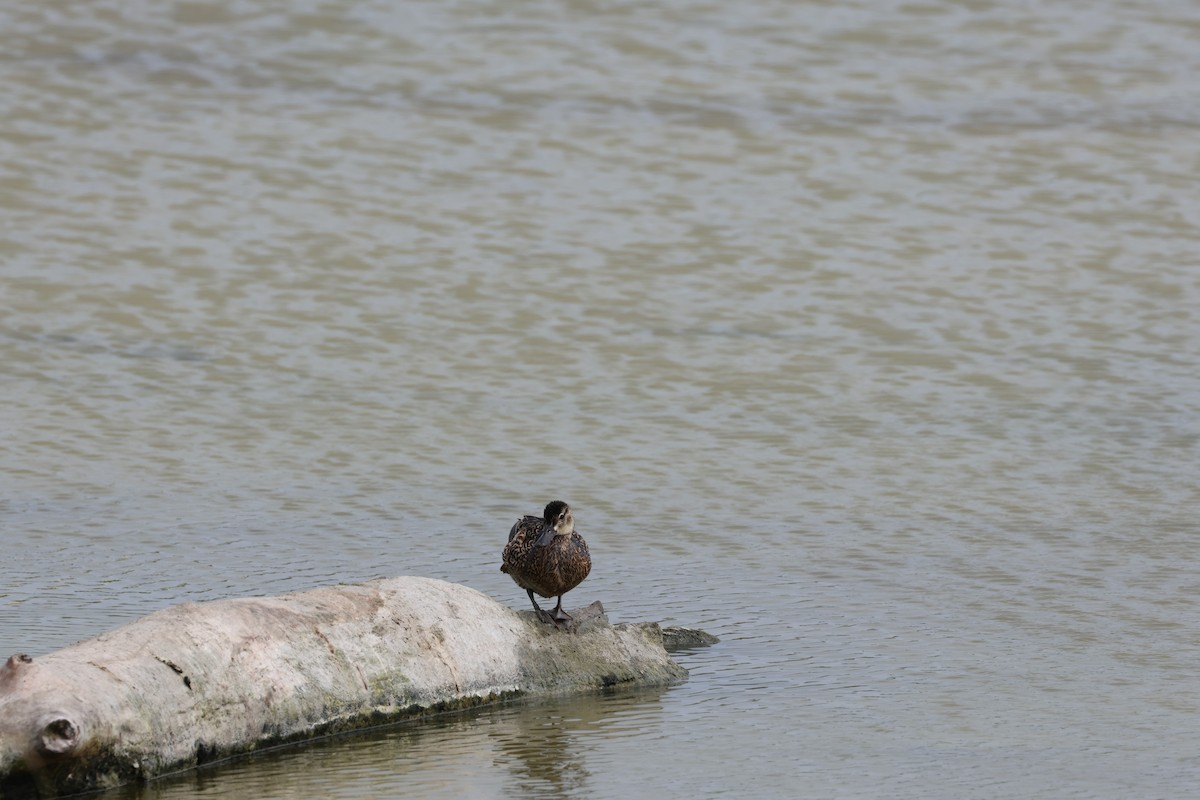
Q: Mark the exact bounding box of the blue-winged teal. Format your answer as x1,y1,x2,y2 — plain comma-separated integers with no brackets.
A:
501,500,592,624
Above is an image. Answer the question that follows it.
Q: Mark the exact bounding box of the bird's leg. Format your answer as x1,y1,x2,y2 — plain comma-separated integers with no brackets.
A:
528,589,555,624
552,595,572,623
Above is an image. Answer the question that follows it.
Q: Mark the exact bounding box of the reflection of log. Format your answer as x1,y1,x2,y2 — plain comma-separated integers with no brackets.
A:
0,577,709,798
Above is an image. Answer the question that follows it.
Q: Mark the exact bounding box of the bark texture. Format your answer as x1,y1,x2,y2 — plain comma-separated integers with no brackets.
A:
0,577,697,797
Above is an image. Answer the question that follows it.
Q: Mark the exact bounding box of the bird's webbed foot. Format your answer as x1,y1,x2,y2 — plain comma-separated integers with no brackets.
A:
551,597,574,628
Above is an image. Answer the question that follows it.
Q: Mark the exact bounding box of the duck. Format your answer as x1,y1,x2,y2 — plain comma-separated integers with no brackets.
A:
501,500,592,625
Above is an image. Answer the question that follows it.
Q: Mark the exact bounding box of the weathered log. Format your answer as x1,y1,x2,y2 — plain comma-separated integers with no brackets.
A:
0,576,710,798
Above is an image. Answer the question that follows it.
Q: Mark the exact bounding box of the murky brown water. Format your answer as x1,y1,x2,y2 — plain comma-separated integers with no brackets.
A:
3,0,1199,797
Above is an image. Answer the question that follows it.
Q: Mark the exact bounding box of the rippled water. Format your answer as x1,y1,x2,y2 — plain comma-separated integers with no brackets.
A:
3,0,1199,797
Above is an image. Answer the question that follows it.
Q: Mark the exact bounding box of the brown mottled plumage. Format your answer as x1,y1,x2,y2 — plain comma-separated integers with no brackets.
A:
501,500,592,625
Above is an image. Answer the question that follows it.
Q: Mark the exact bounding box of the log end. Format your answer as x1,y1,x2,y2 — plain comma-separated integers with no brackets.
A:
661,626,720,652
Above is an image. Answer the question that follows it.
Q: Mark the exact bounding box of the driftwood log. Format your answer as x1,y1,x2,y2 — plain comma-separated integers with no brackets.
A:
0,577,710,797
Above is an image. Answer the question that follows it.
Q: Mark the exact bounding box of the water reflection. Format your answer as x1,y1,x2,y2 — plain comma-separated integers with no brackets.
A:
102,687,670,800
486,696,604,799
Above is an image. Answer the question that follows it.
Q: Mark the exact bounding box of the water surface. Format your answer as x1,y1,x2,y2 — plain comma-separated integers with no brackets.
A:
2,0,1199,797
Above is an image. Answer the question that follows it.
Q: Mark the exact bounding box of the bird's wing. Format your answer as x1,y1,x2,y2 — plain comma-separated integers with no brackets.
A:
508,515,541,543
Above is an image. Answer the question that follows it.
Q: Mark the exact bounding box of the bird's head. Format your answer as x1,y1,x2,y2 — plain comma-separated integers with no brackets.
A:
543,500,574,535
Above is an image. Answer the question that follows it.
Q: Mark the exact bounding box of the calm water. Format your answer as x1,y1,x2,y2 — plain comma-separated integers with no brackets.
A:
3,0,1199,797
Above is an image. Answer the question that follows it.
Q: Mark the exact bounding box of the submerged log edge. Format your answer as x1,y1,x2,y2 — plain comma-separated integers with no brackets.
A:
0,577,715,798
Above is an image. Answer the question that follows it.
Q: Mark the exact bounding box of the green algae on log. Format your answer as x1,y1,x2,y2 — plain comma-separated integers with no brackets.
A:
0,577,711,797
